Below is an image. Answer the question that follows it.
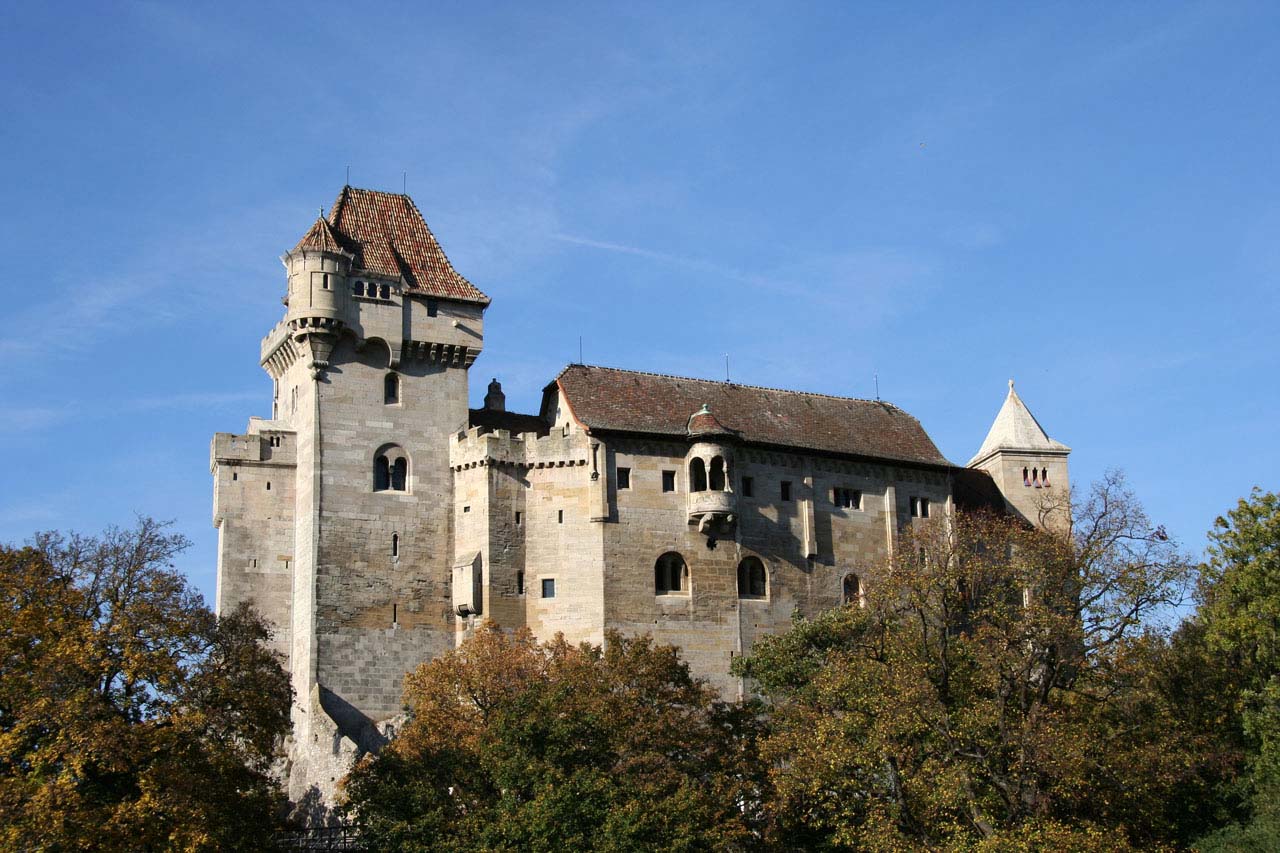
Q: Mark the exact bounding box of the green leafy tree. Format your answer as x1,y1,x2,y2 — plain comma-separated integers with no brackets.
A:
0,518,292,852
735,472,1202,850
1192,489,1280,850
343,624,769,852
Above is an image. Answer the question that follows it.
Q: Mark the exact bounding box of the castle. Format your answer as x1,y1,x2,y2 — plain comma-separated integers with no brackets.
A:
211,186,1071,808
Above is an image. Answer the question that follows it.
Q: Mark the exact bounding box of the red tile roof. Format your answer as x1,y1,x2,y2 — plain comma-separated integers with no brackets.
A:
550,365,950,467
298,186,489,305
293,216,346,255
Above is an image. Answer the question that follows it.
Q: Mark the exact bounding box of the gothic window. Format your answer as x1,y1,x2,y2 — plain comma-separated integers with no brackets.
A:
655,552,689,595
689,458,707,492
384,373,400,405
374,444,410,492
843,573,864,607
709,456,726,491
737,556,767,599
662,470,676,493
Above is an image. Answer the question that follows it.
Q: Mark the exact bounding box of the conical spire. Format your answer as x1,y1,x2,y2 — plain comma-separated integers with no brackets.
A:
968,379,1069,465
292,214,345,255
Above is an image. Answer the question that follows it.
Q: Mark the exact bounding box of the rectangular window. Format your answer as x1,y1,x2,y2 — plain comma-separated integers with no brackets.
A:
834,487,862,509
558,509,564,524
780,481,792,502
741,476,754,498
617,467,631,489
517,571,525,595
541,578,556,598
463,505,471,513
662,470,676,492
515,511,522,526
427,299,438,317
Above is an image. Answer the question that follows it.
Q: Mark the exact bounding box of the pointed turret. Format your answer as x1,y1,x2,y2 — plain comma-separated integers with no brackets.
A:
968,380,1071,530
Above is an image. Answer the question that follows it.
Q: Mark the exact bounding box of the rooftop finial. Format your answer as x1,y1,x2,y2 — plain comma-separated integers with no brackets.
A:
1008,378,1015,391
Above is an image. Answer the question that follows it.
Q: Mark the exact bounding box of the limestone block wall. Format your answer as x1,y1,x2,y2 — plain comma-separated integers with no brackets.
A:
972,450,1070,529
211,425,296,662
309,336,470,722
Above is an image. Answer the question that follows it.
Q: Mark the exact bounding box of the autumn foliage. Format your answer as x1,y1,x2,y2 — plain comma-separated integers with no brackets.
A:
0,519,292,852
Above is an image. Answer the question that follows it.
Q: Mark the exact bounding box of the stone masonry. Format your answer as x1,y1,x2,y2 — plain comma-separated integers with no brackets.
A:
211,186,1071,816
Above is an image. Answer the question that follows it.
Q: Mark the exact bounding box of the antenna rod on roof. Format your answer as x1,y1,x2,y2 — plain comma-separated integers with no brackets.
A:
579,336,583,365
346,165,350,186
725,354,730,383
874,372,880,401
402,171,407,195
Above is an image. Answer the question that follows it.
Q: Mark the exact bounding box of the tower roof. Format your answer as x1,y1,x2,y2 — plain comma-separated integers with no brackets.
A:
968,380,1070,465
295,186,490,305
293,215,347,255
686,404,738,439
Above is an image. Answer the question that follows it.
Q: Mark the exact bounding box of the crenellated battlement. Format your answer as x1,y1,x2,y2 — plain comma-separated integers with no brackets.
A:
449,425,591,472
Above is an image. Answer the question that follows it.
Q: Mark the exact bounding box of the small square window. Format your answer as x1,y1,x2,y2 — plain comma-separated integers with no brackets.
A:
617,467,631,489
741,476,754,498
662,470,676,493
780,481,792,502
541,578,556,598
463,505,471,513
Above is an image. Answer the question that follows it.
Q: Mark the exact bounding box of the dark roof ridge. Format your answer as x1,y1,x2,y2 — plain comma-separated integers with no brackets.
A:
553,363,906,412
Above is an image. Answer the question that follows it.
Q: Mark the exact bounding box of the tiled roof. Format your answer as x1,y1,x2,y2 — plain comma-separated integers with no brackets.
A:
293,216,346,255
550,365,951,467
309,186,489,305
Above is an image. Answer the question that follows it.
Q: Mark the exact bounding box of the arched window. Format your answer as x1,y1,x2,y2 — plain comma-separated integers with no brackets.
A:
1023,467,1030,486
709,456,726,491
737,557,766,599
384,372,400,405
1041,467,1050,487
391,533,399,558
843,573,864,607
655,552,688,595
689,458,707,492
374,444,410,492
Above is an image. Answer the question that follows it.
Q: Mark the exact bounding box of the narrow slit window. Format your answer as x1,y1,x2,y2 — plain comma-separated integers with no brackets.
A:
266,481,271,491
517,571,525,595
391,533,399,558
515,511,522,526
557,509,564,524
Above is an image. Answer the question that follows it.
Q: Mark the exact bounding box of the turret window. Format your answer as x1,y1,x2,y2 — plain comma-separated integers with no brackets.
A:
655,552,689,595
374,444,410,492
737,557,767,599
709,456,726,491
689,458,707,492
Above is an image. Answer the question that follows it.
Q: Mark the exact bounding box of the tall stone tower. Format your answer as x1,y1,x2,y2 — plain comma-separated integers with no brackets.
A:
967,380,1071,529
211,187,488,808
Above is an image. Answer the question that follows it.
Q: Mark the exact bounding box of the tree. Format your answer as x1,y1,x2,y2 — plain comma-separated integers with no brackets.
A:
0,518,292,852
343,624,769,852
1191,489,1280,850
735,472,1203,850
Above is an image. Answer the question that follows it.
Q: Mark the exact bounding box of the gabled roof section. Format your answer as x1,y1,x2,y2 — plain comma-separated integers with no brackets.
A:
293,215,347,255
323,186,489,305
550,365,950,467
969,380,1070,465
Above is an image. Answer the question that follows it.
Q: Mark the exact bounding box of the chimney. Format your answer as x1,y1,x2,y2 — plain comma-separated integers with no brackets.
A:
483,378,505,412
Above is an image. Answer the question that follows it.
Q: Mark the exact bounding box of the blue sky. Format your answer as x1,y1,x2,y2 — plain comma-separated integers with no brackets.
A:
2,1,1277,605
